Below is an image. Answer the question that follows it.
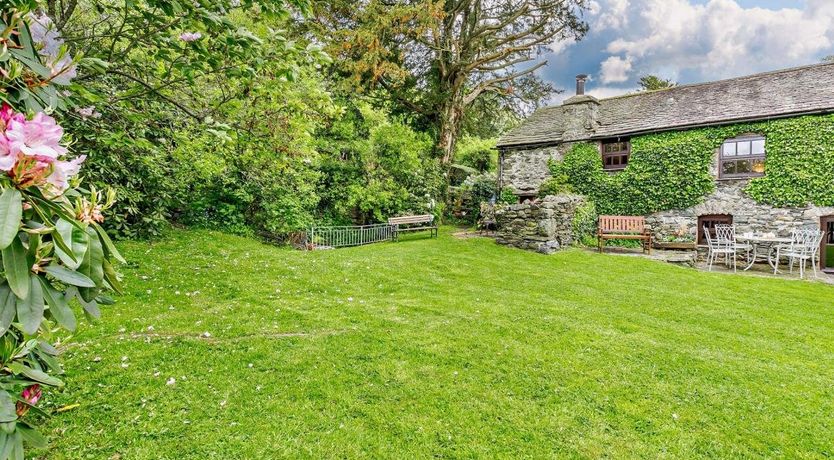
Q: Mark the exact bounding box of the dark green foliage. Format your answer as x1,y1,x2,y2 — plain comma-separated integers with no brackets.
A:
552,114,834,215
638,75,676,91
499,188,517,205
453,173,497,224
316,103,445,225
744,115,834,206
455,137,498,172
66,109,183,239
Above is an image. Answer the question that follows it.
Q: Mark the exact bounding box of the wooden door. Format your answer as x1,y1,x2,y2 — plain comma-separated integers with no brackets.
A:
822,216,834,272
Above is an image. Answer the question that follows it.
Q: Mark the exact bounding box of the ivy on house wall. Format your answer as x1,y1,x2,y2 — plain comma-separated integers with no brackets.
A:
549,114,834,215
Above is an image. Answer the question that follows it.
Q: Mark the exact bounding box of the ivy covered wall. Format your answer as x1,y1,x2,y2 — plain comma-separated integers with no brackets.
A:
549,114,834,215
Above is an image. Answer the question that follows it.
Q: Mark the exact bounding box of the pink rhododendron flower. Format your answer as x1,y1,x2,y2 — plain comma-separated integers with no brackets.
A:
6,112,68,160
27,12,77,86
0,104,25,130
179,32,202,42
75,106,102,119
0,135,14,172
47,155,86,192
15,384,42,417
0,107,84,193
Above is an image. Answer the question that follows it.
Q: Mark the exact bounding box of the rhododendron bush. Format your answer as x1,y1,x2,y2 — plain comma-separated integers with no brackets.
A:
0,6,122,457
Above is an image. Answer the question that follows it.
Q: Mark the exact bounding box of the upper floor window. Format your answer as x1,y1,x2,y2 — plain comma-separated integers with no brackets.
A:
601,140,630,171
720,136,766,179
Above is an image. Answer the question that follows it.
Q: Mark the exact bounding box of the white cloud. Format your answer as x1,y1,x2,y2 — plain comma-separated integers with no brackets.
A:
599,56,633,83
549,37,577,55
594,0,630,30
595,0,834,82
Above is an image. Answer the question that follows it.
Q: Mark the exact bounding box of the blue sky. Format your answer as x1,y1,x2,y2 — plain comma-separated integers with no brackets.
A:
541,0,834,102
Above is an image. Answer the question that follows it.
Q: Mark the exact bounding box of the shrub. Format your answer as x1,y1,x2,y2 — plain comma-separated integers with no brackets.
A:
499,188,517,204
0,107,122,458
571,201,598,247
458,172,497,223
317,102,444,224
455,137,498,172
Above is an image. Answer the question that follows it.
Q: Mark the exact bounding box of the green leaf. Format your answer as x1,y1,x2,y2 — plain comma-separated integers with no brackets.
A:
16,425,46,449
44,265,96,288
38,277,76,332
78,227,104,303
9,430,21,460
2,237,29,300
15,276,43,335
0,432,7,459
7,363,63,387
36,339,58,356
0,391,17,423
55,220,88,269
79,297,100,321
92,223,125,264
50,224,74,264
0,189,22,250
0,285,15,336
25,233,39,266
102,259,123,294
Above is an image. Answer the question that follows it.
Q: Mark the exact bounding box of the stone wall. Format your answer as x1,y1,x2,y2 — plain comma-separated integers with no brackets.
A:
495,194,587,254
500,144,571,195
501,141,834,242
647,148,834,241
647,179,834,241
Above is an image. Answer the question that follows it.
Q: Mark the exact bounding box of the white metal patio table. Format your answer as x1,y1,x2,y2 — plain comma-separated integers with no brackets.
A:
737,234,793,271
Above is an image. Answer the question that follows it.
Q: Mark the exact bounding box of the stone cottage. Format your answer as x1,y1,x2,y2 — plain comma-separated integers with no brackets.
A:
497,62,834,270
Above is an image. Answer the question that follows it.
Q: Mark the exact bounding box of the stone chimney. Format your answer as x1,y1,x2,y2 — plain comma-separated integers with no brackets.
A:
575,74,588,95
560,74,600,140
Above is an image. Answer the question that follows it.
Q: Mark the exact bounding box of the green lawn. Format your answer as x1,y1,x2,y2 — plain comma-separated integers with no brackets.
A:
36,228,834,458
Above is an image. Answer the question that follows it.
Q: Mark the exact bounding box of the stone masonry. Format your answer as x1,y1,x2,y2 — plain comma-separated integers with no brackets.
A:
501,143,834,242
647,179,834,241
646,148,834,240
499,143,571,195
495,194,587,254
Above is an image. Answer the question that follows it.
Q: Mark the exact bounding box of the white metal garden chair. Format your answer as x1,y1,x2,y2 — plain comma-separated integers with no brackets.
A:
704,225,738,272
774,230,825,279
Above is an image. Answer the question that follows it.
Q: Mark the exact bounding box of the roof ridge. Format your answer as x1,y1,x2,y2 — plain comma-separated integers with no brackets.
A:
498,61,834,148
592,61,834,103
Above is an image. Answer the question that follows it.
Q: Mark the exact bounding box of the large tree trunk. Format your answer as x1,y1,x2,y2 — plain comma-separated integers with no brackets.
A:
438,83,465,166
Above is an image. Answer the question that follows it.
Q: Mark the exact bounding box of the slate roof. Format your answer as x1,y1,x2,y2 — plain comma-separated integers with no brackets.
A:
498,62,834,148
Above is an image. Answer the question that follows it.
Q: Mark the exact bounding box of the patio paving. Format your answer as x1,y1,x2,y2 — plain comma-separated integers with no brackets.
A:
593,246,834,284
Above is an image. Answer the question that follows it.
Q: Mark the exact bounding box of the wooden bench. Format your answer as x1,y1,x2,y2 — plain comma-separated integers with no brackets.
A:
598,215,652,254
388,215,438,241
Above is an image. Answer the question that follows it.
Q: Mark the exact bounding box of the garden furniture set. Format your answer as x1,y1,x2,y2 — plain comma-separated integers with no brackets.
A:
704,225,825,278
596,215,826,279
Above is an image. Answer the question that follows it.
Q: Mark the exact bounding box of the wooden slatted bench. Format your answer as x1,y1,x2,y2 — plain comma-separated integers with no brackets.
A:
598,215,652,254
388,215,438,241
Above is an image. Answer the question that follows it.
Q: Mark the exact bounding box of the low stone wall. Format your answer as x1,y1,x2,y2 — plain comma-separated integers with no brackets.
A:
495,194,587,254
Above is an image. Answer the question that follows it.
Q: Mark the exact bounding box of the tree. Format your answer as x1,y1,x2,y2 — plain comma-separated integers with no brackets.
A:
314,0,589,165
40,0,330,237
823,55,834,63
638,75,677,91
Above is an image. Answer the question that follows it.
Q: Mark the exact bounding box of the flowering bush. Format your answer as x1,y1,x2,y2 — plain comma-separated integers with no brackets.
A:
0,103,121,457
1,7,121,457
